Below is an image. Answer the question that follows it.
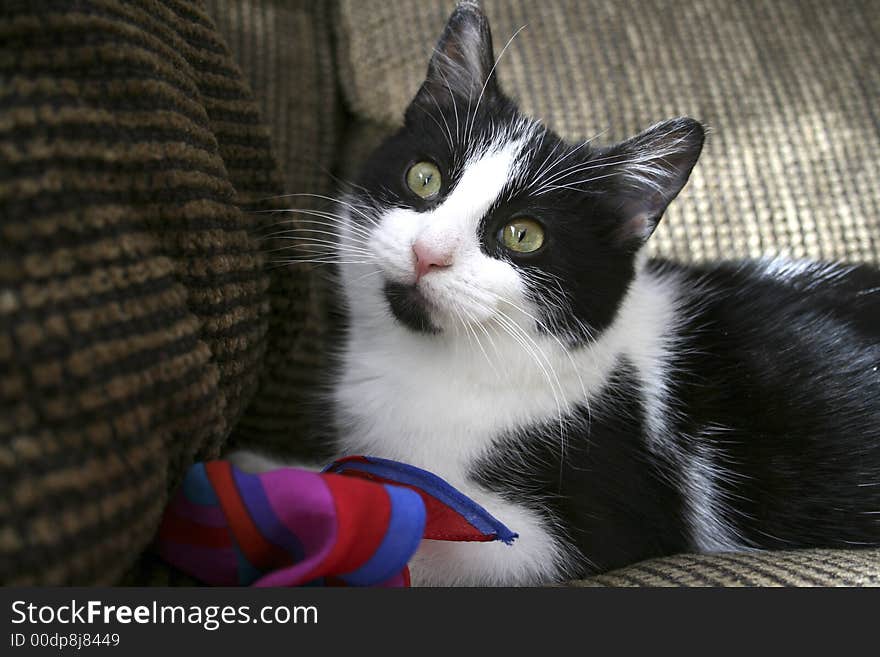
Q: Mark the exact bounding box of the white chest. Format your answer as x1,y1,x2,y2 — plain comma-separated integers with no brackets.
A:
332,325,610,585
333,323,606,482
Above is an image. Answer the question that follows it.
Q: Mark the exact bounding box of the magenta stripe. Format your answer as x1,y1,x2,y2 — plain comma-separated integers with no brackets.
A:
260,469,337,553
252,469,338,586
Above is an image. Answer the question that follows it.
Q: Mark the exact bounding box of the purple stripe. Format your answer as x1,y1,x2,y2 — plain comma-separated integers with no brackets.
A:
252,469,339,587
232,468,305,561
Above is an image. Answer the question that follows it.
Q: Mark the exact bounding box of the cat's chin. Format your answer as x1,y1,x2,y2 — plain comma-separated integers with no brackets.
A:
383,281,440,334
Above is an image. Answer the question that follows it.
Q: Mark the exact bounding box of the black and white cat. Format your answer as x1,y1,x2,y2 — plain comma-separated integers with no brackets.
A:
247,3,880,585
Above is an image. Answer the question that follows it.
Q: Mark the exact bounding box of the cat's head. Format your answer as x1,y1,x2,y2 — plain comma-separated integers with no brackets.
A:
340,2,703,345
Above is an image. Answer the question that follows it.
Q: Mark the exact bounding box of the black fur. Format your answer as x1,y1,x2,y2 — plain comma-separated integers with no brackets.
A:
477,260,880,575
666,260,880,549
384,281,438,333
475,359,692,573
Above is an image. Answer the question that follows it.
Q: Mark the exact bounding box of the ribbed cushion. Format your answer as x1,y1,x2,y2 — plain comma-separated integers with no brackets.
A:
334,0,880,264
0,0,293,584
573,549,880,587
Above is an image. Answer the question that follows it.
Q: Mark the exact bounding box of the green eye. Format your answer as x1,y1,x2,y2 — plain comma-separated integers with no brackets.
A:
500,218,545,254
406,161,442,199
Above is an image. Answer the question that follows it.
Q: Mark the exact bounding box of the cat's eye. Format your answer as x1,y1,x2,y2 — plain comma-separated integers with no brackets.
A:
406,161,442,199
499,218,545,254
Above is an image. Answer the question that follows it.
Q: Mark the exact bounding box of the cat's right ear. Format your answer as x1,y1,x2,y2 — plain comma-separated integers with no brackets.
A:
600,118,705,249
408,2,498,116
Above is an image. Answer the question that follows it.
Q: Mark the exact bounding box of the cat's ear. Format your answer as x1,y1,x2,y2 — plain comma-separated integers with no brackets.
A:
410,2,497,112
602,118,704,247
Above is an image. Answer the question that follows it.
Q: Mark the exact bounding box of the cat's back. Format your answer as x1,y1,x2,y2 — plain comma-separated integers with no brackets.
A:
659,257,880,408
654,257,880,547
663,257,880,344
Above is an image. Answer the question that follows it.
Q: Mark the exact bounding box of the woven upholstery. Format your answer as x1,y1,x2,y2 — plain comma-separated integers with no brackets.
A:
334,0,880,264
571,548,880,587
0,0,295,584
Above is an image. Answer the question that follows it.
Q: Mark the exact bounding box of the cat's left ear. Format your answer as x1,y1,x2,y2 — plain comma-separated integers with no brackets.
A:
408,2,498,115
602,118,705,247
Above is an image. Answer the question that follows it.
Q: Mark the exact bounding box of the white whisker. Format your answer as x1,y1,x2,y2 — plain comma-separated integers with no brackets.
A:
466,24,527,145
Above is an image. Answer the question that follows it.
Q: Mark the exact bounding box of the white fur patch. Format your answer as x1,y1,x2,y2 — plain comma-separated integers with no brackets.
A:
680,426,750,553
758,257,855,290
629,262,748,555
226,450,317,474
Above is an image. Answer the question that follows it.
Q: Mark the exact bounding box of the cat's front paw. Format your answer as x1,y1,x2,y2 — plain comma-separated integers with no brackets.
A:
224,449,317,474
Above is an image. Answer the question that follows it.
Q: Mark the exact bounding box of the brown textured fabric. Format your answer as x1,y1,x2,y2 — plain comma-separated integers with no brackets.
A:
204,0,340,456
572,548,880,587
0,0,299,584
334,0,880,264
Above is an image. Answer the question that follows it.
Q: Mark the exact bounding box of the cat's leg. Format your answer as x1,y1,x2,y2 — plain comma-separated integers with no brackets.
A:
408,486,573,586
224,449,319,474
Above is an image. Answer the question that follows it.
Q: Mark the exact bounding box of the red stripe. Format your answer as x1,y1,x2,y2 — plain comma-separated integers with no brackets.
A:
419,490,493,542
205,461,291,571
339,469,491,541
309,473,391,579
157,510,230,548
332,456,371,466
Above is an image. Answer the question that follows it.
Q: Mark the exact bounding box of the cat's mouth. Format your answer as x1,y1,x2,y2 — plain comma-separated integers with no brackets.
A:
383,281,439,334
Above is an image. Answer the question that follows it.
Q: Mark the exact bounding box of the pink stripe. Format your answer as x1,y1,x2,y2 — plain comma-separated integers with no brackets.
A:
252,469,338,586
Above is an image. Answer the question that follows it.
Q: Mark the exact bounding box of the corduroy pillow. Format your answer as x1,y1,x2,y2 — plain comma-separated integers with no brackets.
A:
0,0,306,584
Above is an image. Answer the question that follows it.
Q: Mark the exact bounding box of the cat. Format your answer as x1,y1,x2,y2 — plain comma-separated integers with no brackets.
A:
243,2,880,585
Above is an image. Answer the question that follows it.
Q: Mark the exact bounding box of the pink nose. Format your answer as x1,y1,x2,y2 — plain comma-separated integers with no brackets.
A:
413,241,453,280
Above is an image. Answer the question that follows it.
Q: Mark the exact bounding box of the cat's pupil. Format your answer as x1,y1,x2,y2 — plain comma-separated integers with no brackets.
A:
517,229,526,243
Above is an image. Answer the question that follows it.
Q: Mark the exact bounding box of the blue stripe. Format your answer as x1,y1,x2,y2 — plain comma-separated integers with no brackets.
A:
325,457,518,544
182,463,218,506
340,484,426,586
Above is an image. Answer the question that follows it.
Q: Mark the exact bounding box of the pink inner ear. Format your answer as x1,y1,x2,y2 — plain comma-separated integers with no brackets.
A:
617,211,656,245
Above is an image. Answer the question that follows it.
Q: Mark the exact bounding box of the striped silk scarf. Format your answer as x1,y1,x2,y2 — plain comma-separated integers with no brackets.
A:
155,456,517,586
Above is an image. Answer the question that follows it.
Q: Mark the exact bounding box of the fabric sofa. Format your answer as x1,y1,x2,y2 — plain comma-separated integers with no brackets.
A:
1,0,877,585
